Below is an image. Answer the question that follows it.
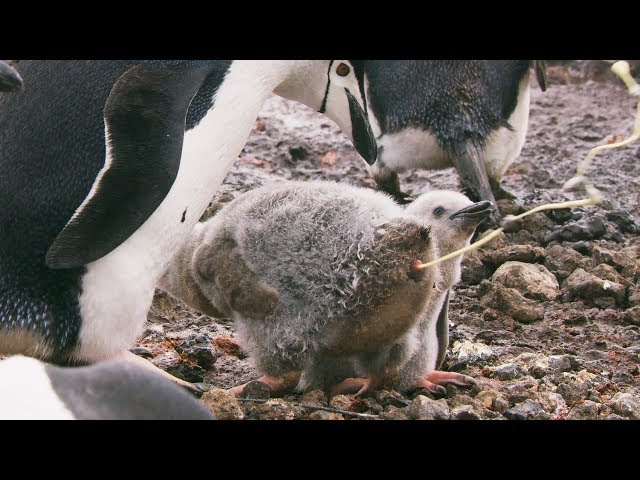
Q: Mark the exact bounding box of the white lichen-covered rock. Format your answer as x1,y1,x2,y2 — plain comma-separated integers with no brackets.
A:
492,261,559,301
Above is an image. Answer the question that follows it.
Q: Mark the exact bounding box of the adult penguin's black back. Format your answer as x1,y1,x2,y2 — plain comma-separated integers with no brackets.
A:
364,60,547,216
0,60,232,363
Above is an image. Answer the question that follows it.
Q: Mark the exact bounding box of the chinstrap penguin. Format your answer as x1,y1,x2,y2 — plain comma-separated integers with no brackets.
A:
0,60,377,390
362,60,547,221
0,355,215,420
159,180,440,396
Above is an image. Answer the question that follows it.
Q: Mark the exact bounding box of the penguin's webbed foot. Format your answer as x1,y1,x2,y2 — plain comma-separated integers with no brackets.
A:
412,371,475,397
328,376,380,398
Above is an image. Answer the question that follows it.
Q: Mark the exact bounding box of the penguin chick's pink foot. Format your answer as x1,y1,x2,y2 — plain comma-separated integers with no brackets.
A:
228,371,301,397
329,376,380,398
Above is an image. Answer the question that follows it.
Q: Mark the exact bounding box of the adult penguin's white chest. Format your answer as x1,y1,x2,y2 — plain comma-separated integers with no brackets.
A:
73,61,277,362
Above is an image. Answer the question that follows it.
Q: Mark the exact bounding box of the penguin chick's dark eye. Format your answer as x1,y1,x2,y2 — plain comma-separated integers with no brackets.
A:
336,63,350,77
433,206,445,217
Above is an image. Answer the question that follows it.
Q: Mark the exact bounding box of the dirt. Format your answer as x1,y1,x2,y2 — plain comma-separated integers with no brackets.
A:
139,60,640,420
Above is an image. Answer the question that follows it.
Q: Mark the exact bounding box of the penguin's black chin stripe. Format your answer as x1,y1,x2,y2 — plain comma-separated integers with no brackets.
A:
346,88,377,165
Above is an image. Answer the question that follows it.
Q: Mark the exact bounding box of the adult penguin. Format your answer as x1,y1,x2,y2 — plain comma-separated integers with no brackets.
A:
0,60,377,389
363,60,547,222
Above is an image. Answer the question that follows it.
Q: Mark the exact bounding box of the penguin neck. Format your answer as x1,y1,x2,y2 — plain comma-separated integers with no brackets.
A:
75,60,307,361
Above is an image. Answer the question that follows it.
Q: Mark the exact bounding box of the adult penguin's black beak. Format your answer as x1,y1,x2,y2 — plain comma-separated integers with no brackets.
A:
0,61,23,92
345,88,377,165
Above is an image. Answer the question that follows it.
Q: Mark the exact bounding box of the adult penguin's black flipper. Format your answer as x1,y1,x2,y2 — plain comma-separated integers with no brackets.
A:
435,290,450,370
533,60,547,92
46,63,209,269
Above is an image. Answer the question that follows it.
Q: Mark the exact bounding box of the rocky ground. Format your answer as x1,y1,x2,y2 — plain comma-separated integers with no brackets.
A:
137,60,640,420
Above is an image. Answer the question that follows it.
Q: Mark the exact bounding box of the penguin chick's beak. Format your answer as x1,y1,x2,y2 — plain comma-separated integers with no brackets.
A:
0,61,23,92
345,88,377,165
449,201,494,226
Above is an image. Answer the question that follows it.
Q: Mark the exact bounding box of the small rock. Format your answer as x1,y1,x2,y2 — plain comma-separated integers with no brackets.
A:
380,406,410,420
350,397,383,414
563,268,626,307
212,336,246,358
622,261,640,283
535,391,568,417
489,363,528,381
492,261,559,301
624,306,640,326
606,210,640,234
489,245,546,267
480,282,545,323
556,379,591,407
501,381,537,405
461,250,490,285
505,400,551,420
166,361,205,383
201,388,245,420
329,395,352,411
544,245,591,281
308,411,344,420
602,413,626,420
254,400,299,420
240,381,271,400
609,392,640,419
592,263,632,287
300,389,328,407
374,390,410,408
451,405,481,420
529,354,576,378
407,395,450,420
543,215,607,244
492,396,510,414
592,245,635,271
565,400,601,420
173,334,217,369
475,390,499,409
628,285,640,307
451,340,497,367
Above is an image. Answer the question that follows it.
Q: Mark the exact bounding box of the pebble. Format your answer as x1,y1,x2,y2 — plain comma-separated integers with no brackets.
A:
308,411,344,420
252,400,300,420
407,395,450,420
201,388,245,420
480,282,545,323
489,363,528,381
565,400,601,420
544,245,591,281
492,261,559,301
624,306,640,326
451,340,497,367
329,395,352,411
240,380,271,400
628,285,640,307
451,405,481,420
173,333,217,369
592,245,636,270
609,392,640,419
300,389,328,407
562,268,626,307
380,406,410,420
505,400,551,420
373,390,410,408
543,215,607,244
489,245,546,267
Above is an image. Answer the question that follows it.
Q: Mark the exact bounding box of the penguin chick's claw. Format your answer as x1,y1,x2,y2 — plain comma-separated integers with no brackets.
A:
117,350,205,397
228,371,301,397
329,376,379,398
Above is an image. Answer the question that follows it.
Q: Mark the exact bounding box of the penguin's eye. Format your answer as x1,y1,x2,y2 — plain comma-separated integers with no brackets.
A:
336,63,350,77
433,206,445,217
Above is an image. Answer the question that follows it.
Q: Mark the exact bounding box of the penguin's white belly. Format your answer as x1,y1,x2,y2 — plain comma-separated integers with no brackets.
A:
75,61,274,362
0,356,75,420
375,128,451,172
483,75,531,180
423,293,447,372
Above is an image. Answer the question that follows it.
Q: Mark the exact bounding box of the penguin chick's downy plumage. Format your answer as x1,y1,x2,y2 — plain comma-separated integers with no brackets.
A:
0,60,376,369
390,191,492,393
159,180,439,393
364,60,547,217
0,355,215,420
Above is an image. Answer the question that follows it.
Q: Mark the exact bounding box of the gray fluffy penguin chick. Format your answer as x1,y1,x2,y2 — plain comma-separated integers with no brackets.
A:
390,191,493,393
160,180,439,395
